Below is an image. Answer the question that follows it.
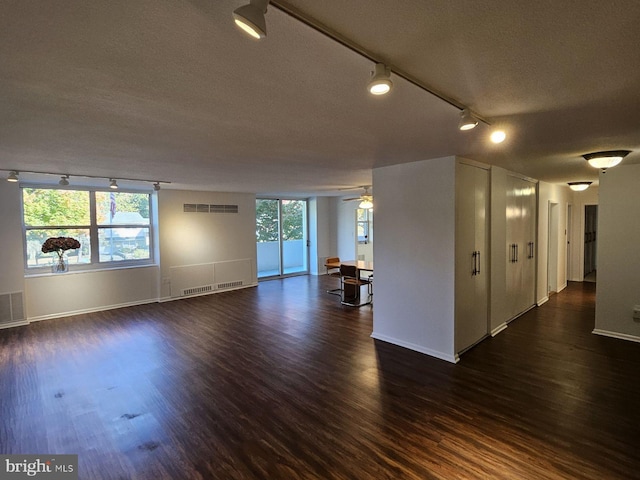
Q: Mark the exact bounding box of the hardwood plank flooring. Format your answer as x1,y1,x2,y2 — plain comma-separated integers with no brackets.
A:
1,278,639,479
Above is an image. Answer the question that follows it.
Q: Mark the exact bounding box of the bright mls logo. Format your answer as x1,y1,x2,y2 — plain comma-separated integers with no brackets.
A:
0,455,78,479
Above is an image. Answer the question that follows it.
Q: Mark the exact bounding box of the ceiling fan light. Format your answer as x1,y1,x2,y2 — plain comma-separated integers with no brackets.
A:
233,1,268,39
367,63,392,95
583,150,630,169
458,109,478,131
568,182,592,191
7,171,19,182
359,199,373,209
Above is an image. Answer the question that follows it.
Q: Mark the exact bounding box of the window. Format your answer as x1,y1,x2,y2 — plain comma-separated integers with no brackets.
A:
23,187,154,271
357,208,373,244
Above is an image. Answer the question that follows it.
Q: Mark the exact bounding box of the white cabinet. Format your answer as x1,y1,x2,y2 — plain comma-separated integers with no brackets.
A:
505,175,537,320
455,162,489,354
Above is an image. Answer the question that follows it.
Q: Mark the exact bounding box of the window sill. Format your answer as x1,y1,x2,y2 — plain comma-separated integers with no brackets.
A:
24,262,159,278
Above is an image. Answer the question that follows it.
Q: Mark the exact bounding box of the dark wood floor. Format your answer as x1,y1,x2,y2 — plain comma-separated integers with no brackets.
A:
1,278,639,479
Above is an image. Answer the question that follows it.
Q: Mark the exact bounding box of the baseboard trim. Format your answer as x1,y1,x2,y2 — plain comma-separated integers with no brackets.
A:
28,298,158,323
491,322,508,337
592,329,640,344
0,319,30,330
370,332,458,364
537,296,549,306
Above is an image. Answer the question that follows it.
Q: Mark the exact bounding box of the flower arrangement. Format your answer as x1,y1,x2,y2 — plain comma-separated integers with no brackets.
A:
42,237,81,272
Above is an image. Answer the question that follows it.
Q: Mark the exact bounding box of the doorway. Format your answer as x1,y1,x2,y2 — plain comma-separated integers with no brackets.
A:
584,205,597,282
256,199,309,278
356,207,373,262
548,202,559,295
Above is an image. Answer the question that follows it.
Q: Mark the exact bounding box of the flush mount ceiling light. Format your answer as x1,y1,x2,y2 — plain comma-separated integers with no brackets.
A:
7,171,19,182
109,178,118,189
233,0,269,39
458,109,478,131
583,150,630,169
568,182,592,191
59,175,70,186
367,63,393,95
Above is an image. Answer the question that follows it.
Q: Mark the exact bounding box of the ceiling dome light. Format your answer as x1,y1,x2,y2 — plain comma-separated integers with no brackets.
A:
7,171,19,182
568,182,592,191
109,178,118,189
367,63,392,95
59,175,69,186
458,109,478,131
233,0,269,39
583,150,630,169
490,130,506,144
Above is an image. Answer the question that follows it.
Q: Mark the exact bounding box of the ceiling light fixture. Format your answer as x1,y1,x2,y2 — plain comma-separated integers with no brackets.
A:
109,179,118,189
2,169,170,190
583,150,630,169
458,109,478,131
568,181,592,192
367,63,393,95
359,198,373,209
233,0,269,39
7,171,19,182
154,182,161,191
490,130,507,144
59,175,70,186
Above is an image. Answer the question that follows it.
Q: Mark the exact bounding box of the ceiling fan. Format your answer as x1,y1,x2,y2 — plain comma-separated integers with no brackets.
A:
342,186,373,208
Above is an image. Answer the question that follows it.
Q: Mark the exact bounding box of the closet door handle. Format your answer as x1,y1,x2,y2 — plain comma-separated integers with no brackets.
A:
476,251,480,275
515,244,519,262
472,251,477,276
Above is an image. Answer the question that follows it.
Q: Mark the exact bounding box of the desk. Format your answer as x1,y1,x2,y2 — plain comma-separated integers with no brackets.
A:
324,259,373,306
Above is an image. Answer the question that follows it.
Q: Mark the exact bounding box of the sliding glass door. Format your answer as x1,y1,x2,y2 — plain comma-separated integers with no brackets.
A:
256,199,308,278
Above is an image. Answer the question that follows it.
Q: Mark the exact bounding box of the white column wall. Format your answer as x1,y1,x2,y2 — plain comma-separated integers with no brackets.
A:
595,165,640,342
372,156,457,362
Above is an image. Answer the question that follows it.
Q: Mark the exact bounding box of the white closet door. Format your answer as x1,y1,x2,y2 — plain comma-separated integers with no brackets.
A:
520,180,537,309
455,163,489,353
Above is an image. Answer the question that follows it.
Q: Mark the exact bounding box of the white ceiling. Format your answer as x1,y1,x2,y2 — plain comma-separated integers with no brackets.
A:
1,0,639,195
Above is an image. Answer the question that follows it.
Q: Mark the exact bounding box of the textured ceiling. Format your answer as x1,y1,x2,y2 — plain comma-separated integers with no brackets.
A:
1,0,639,195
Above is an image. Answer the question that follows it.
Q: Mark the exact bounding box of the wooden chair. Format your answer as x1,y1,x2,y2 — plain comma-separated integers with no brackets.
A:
340,264,372,307
325,257,342,295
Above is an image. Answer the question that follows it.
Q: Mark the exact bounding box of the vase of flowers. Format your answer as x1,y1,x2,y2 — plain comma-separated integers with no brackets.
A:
41,237,81,273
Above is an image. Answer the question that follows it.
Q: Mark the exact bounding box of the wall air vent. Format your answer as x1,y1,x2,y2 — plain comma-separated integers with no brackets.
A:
216,281,243,290
182,285,214,296
183,204,239,214
0,292,25,327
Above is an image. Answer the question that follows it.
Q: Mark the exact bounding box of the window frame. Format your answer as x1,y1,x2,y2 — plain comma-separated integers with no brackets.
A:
21,184,156,274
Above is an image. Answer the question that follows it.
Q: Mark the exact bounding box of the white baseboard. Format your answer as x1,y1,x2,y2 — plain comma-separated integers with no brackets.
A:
491,322,508,337
558,282,568,292
370,332,458,363
27,298,159,323
0,320,30,330
537,296,549,306
159,282,257,303
592,329,640,344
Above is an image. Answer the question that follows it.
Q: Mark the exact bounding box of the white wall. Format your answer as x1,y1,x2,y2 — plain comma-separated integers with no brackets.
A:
309,196,335,275
0,182,25,295
158,190,257,299
372,156,457,362
595,165,640,342
537,181,570,303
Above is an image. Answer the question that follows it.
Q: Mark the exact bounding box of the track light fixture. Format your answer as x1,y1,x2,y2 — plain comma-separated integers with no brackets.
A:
59,175,70,186
458,109,478,131
568,182,592,192
233,0,269,39
490,130,507,144
7,171,19,182
2,169,170,190
583,150,630,169
367,63,393,95
109,179,118,189
154,182,161,191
